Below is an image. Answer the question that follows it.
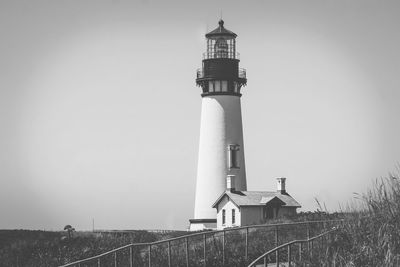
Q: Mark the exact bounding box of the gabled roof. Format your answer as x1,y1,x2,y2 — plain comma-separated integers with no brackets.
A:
212,190,301,208
205,20,237,39
260,196,285,205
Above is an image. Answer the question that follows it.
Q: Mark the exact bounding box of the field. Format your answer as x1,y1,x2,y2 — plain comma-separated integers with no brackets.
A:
0,214,339,267
2,174,400,267
0,230,186,267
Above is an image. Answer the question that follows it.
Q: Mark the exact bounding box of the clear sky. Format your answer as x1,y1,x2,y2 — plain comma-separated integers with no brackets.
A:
1,0,399,230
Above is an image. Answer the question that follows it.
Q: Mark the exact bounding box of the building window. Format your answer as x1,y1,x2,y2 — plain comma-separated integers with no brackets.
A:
228,144,240,169
222,209,226,225
232,209,235,224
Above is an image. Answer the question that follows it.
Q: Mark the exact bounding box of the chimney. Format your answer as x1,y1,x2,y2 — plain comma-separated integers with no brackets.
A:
276,177,286,194
226,175,236,192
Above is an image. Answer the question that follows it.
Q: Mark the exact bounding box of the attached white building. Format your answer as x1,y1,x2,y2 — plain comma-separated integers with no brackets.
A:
212,177,301,229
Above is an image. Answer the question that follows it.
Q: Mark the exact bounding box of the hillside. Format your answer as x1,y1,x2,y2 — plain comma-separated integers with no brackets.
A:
0,229,171,267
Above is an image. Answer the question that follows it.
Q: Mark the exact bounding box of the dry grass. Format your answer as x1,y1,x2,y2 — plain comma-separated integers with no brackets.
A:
327,173,400,266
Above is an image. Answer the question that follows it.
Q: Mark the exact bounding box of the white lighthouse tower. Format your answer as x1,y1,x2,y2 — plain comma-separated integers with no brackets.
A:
190,20,247,231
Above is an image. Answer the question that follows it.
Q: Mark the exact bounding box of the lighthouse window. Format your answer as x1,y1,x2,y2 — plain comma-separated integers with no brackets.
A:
215,81,221,92
208,81,214,92
228,144,240,169
222,209,226,225
234,82,239,93
222,81,228,92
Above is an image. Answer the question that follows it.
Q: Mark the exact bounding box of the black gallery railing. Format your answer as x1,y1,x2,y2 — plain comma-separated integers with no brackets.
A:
202,51,240,60
196,68,246,79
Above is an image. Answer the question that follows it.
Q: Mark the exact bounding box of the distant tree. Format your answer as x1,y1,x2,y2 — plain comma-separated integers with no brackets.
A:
64,225,75,239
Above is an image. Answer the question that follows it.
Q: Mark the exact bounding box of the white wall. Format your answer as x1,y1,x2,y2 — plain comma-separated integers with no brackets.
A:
216,195,241,230
215,198,298,229
194,95,247,221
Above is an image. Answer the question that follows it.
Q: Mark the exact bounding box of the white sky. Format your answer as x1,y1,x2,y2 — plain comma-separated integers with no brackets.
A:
0,0,399,230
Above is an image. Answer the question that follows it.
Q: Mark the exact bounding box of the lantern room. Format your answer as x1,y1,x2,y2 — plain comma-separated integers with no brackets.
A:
196,20,247,97
204,20,237,59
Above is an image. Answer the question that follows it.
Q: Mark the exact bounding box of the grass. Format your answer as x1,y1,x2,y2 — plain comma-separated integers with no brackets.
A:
244,172,400,267
5,172,399,267
328,174,400,266
132,219,337,267
0,230,160,267
0,219,335,267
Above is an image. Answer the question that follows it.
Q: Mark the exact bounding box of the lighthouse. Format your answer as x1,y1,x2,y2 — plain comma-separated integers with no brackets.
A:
190,20,247,231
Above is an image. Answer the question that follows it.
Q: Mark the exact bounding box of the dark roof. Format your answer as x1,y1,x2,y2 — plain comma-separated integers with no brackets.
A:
212,191,301,208
205,20,237,39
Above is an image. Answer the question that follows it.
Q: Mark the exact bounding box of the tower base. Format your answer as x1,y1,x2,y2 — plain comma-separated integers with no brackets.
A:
189,218,217,231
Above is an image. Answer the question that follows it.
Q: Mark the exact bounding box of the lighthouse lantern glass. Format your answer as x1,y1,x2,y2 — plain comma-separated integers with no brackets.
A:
215,38,228,58
206,36,236,59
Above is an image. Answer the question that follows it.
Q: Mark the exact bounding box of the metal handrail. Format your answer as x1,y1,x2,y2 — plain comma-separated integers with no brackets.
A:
196,69,203,78
59,219,343,267
247,227,339,267
202,51,240,59
94,229,186,234
239,68,246,79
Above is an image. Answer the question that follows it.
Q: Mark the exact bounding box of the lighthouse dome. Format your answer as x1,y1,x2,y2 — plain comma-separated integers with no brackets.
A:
205,20,237,39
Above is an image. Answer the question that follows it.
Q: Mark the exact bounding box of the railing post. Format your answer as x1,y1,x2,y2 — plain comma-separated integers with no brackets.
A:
245,227,249,263
322,233,326,259
276,250,280,267
114,251,117,267
167,241,171,267
222,230,226,265
263,256,267,267
275,226,279,266
203,233,206,267
299,242,302,262
312,238,315,253
129,246,133,267
307,223,310,253
328,231,333,261
320,235,323,258
288,244,291,265
97,258,101,267
185,237,189,267
148,245,151,267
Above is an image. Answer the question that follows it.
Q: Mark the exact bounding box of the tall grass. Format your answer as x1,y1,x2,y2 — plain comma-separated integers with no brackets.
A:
330,174,400,266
